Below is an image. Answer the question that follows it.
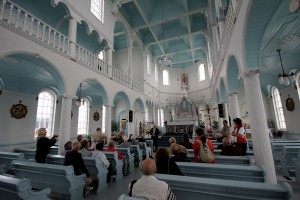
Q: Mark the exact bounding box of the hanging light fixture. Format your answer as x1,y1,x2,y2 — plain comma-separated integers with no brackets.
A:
75,83,83,107
277,49,295,86
158,0,171,67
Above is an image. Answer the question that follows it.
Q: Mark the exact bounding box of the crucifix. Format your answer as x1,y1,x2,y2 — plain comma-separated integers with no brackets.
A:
201,105,217,128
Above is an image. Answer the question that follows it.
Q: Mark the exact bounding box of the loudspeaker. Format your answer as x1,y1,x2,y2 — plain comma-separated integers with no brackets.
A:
128,110,133,122
218,103,224,118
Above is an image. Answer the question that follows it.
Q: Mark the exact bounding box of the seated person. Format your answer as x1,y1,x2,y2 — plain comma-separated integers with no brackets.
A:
155,148,183,175
193,128,215,163
64,142,96,195
220,137,244,156
120,136,133,153
128,158,176,200
169,143,189,162
169,137,188,154
91,131,105,147
130,136,139,145
77,134,83,142
179,133,193,149
61,141,72,156
218,120,231,142
128,134,133,142
105,141,124,160
79,139,91,157
137,135,146,142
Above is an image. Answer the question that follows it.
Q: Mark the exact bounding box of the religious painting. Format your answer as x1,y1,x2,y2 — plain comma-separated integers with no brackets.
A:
286,95,295,112
93,110,100,121
174,97,197,121
10,100,27,119
181,73,188,87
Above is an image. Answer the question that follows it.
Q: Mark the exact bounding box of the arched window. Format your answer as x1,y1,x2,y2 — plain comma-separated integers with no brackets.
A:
160,109,164,127
147,54,151,75
162,70,169,85
198,63,206,81
272,87,286,130
157,108,161,126
154,64,158,82
91,0,104,23
145,107,149,122
98,50,105,60
35,91,56,137
102,105,106,133
77,99,90,135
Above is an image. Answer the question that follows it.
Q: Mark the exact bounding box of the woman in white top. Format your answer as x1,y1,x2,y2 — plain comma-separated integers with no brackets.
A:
79,139,91,157
91,142,110,167
231,118,247,155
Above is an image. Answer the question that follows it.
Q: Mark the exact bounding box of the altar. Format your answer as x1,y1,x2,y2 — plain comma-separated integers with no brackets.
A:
166,120,195,134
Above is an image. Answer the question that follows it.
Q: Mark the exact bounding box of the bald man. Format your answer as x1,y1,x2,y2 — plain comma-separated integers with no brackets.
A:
128,158,176,200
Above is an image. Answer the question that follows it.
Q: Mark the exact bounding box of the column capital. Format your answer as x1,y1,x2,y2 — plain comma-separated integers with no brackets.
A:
227,91,238,96
240,68,261,78
59,94,74,99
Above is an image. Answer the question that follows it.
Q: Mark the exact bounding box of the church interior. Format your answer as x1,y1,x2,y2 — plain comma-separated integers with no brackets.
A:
0,0,300,199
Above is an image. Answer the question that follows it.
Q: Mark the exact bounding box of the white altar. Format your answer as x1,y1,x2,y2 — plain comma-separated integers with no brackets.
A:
166,120,195,134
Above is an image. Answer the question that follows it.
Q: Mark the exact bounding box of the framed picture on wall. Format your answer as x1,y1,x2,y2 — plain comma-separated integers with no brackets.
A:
10,100,27,119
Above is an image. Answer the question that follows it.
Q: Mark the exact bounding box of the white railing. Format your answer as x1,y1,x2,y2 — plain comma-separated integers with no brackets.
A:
0,0,70,54
0,0,135,90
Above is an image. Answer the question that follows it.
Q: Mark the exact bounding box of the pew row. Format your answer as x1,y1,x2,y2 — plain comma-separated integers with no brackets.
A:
280,146,300,177
115,148,134,172
293,152,300,183
103,152,123,180
176,162,266,182
46,155,108,193
156,174,293,200
118,194,143,200
11,160,86,200
131,145,143,166
14,147,58,160
0,152,25,174
0,175,51,200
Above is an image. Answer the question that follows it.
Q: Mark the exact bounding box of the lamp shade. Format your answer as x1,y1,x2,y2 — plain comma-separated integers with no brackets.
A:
75,99,81,107
278,76,284,85
283,76,290,86
290,72,296,82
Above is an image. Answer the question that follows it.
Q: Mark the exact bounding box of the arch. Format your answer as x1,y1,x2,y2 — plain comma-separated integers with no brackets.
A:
219,78,227,103
215,89,221,104
226,55,240,93
79,20,92,35
134,98,145,112
54,1,71,17
0,52,66,95
114,21,129,50
0,78,4,90
113,91,131,109
74,79,108,106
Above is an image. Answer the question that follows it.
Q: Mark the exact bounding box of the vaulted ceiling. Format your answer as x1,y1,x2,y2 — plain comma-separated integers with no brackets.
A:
115,0,208,68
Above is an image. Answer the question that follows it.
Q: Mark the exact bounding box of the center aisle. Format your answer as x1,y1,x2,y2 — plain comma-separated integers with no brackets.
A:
87,168,142,200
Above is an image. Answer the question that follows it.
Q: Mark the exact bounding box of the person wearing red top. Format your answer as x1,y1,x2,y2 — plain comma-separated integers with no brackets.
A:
193,128,215,163
105,141,124,159
231,118,247,156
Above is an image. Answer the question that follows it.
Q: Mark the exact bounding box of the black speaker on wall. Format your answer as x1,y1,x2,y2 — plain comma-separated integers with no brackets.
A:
218,103,224,118
128,110,133,122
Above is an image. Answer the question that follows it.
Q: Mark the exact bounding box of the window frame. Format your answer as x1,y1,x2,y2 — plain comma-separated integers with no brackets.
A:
91,0,105,23
154,64,158,82
77,99,90,135
102,105,106,133
272,87,287,130
162,69,170,86
198,63,206,81
98,50,105,61
146,54,151,75
35,90,56,137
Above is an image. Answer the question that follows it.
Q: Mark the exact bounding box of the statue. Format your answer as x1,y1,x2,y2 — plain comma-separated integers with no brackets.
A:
181,73,188,87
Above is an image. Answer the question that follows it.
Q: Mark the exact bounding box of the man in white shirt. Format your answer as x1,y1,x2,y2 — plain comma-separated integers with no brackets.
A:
128,158,176,200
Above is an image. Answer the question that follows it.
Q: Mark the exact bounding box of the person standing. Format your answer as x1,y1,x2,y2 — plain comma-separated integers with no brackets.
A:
231,118,247,155
35,128,58,163
150,124,159,151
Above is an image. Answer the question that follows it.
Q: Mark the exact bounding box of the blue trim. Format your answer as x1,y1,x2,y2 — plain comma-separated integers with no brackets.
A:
0,141,35,147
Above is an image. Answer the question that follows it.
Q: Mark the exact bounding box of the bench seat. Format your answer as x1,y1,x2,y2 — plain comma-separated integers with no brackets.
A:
103,152,123,180
0,152,25,173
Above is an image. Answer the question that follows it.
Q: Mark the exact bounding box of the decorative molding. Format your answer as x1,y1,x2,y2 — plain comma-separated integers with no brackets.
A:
240,68,261,78
290,0,300,13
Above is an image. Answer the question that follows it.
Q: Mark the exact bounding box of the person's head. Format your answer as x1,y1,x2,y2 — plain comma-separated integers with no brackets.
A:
155,148,170,161
77,134,83,142
81,139,89,149
233,118,242,127
122,135,128,142
169,137,176,144
96,127,101,132
182,133,190,142
64,141,72,151
223,120,228,126
72,141,81,151
153,124,157,129
108,140,115,147
131,136,136,141
141,158,157,176
222,137,232,147
37,128,47,137
96,142,104,151
170,143,179,153
195,128,204,137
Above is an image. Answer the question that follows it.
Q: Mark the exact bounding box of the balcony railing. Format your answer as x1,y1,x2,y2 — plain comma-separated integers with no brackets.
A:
0,0,141,91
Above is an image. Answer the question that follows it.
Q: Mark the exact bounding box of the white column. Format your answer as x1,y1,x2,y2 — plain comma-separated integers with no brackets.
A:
68,17,77,58
58,96,73,154
104,105,112,142
243,70,277,184
152,104,156,124
218,20,225,40
223,102,230,125
128,45,133,87
228,92,240,125
106,47,113,65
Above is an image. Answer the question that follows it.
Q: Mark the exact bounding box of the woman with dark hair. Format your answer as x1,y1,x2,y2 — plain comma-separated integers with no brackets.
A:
79,139,91,157
155,148,183,175
193,128,215,163
231,118,247,155
180,133,193,149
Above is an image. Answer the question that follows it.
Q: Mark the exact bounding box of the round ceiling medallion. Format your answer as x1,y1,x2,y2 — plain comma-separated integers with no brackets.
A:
290,0,300,13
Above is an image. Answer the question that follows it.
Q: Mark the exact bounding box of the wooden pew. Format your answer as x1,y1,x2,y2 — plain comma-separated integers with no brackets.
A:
131,145,142,166
0,175,51,200
0,152,25,174
271,143,300,165
293,152,300,183
118,194,144,200
280,146,300,177
156,174,293,200
11,160,86,200
138,142,150,159
176,162,266,182
46,155,108,193
103,152,123,180
14,147,58,160
145,139,153,152
0,164,5,175
115,147,134,172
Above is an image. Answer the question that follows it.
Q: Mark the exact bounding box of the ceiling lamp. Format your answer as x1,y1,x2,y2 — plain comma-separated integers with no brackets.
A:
75,83,83,107
277,49,295,86
158,0,171,67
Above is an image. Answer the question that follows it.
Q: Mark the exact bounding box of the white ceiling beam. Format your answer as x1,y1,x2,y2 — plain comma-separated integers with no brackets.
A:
184,0,195,65
135,8,206,30
171,59,195,65
133,0,165,56
114,31,126,36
